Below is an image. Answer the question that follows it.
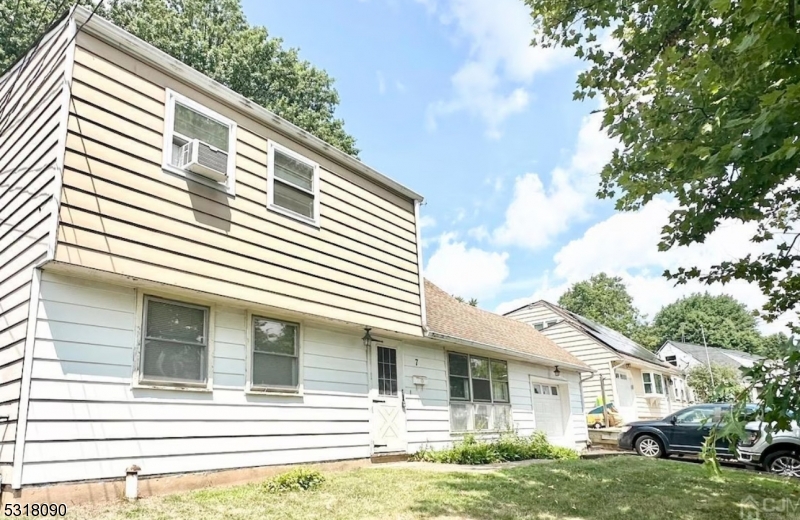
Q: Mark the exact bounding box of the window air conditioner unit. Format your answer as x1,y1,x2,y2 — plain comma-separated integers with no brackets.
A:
178,139,228,183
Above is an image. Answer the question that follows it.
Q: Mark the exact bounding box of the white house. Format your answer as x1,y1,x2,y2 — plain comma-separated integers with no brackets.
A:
0,7,591,500
657,340,763,401
505,301,687,423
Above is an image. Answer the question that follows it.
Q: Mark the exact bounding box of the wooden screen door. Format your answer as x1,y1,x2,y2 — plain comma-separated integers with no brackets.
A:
370,344,407,453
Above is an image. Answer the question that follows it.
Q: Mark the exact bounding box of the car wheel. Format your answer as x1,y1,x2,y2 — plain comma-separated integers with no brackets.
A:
592,422,603,429
635,435,663,458
764,451,800,478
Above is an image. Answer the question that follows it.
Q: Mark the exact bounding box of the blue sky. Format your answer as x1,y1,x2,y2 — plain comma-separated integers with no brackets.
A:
246,0,786,332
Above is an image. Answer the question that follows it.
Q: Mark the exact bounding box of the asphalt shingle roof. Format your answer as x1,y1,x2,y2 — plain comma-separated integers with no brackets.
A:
665,340,763,370
424,280,590,369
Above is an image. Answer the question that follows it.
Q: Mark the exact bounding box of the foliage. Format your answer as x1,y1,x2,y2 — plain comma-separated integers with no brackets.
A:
263,468,325,493
558,273,656,349
758,332,796,358
454,296,478,306
652,293,762,354
702,349,800,473
0,0,358,155
412,432,579,464
685,363,744,402
526,0,800,327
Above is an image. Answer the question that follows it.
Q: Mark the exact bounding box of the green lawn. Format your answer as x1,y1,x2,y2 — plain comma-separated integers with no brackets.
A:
69,457,800,520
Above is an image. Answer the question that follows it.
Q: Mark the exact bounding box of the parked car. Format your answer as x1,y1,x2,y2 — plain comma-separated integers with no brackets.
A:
618,403,758,459
586,403,623,429
738,419,800,478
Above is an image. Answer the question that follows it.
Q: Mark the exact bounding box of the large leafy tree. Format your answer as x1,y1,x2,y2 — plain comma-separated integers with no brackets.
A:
1,0,358,155
525,0,800,467
685,364,744,403
652,293,762,353
558,273,656,348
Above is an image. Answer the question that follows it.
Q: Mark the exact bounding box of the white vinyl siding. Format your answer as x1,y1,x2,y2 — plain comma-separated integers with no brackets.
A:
0,15,73,483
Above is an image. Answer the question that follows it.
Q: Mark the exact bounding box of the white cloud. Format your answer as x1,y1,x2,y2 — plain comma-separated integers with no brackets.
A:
496,197,794,334
468,225,489,241
377,70,386,94
492,110,617,250
419,214,437,229
422,0,572,138
425,232,509,300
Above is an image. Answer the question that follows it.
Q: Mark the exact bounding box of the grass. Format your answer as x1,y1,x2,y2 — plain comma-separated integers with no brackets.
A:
67,456,800,520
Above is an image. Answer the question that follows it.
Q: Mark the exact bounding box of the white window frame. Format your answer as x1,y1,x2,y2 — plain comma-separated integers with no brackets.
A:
641,371,666,397
245,311,304,396
446,352,511,433
132,291,216,391
267,140,321,227
162,89,238,195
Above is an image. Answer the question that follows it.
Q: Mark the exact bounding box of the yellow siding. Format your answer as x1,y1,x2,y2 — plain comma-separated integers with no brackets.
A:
57,35,423,336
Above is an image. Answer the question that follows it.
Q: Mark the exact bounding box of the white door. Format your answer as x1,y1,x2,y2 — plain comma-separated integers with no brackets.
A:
532,382,566,441
615,370,637,423
370,345,407,453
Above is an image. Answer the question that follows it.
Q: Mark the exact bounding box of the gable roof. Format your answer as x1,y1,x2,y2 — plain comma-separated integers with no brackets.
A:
512,301,674,370
424,281,589,370
663,340,763,370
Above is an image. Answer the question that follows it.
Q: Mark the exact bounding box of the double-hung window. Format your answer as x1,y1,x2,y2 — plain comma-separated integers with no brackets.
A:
250,315,300,392
267,141,320,226
642,372,665,396
163,90,237,194
140,296,210,386
448,352,511,432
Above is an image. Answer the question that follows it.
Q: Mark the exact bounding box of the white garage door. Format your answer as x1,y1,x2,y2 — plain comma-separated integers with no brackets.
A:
532,383,565,440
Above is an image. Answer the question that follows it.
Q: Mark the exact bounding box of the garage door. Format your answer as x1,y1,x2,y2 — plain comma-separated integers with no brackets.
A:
532,383,565,440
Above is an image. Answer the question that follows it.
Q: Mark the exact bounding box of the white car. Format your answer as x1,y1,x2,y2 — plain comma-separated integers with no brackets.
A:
738,420,800,477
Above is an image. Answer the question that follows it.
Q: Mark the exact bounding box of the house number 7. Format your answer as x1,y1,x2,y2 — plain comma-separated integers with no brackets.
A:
415,358,419,366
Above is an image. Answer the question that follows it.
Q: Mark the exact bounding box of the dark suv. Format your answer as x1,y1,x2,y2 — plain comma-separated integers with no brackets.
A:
618,403,757,458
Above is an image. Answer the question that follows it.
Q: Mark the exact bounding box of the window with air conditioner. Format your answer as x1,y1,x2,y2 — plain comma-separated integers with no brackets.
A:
163,90,237,193
267,141,320,226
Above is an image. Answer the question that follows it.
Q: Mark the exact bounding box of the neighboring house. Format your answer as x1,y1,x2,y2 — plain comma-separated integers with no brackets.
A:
0,8,590,496
657,340,763,401
505,301,686,423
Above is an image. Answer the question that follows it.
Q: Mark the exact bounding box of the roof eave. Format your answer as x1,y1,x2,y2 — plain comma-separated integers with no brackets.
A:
72,6,424,203
426,330,594,373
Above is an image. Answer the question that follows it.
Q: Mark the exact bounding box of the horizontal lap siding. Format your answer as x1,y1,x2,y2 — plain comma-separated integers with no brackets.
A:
401,343,450,452
540,322,616,411
504,304,561,326
22,273,372,485
0,18,71,482
61,37,422,336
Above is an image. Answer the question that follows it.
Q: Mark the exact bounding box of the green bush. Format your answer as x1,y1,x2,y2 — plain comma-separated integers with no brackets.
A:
263,468,326,493
412,432,579,464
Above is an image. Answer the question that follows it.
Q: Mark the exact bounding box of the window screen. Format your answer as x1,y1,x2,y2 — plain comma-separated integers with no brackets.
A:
141,297,208,384
252,317,299,389
168,99,231,172
270,146,317,221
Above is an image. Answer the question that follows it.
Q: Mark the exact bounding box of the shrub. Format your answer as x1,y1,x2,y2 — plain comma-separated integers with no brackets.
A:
412,432,579,464
263,468,325,493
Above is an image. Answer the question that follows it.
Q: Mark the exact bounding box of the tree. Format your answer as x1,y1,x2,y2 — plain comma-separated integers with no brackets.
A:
525,0,800,326
685,364,744,403
454,296,478,307
757,332,795,358
1,0,358,155
558,273,656,348
652,293,762,354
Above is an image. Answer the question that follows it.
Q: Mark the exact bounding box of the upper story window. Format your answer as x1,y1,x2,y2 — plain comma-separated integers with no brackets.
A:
448,352,510,432
532,319,557,331
250,315,301,392
267,140,320,226
140,296,210,387
163,89,237,194
642,372,665,396
665,355,678,366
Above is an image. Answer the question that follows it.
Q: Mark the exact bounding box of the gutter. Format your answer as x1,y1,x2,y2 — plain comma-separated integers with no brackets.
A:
426,331,593,373
71,7,423,203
